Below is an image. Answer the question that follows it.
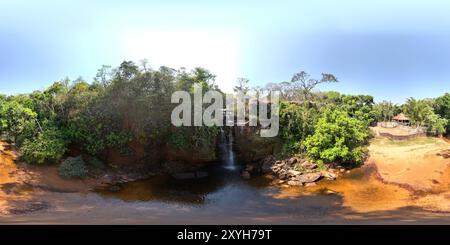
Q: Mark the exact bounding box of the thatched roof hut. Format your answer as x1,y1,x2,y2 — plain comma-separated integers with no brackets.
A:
393,113,410,124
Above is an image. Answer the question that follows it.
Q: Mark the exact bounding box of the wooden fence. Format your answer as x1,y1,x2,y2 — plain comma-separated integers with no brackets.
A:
378,132,427,140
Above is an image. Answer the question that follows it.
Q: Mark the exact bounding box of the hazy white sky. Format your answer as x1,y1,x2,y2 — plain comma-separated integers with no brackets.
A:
120,30,241,92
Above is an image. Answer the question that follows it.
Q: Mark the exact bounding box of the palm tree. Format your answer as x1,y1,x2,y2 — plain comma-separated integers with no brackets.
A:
404,98,433,128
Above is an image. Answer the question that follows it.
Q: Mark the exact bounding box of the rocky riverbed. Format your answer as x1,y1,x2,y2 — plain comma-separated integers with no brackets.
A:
241,155,340,187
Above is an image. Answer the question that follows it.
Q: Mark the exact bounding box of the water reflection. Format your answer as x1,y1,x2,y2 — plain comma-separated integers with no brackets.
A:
95,165,272,205
95,161,448,215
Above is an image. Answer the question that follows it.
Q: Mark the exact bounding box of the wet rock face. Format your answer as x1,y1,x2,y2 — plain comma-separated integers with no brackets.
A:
164,147,217,164
233,126,279,163
161,161,207,175
172,171,209,180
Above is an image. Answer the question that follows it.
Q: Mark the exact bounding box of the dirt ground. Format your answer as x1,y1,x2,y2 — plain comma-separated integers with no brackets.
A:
1,138,450,224
367,137,450,212
0,142,97,215
368,137,450,191
271,137,450,214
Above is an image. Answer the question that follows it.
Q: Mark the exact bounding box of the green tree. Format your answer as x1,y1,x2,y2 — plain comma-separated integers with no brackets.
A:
433,93,450,134
21,128,68,165
340,95,376,125
404,98,433,128
376,100,395,122
279,101,319,154
0,100,39,145
304,108,369,166
426,113,447,136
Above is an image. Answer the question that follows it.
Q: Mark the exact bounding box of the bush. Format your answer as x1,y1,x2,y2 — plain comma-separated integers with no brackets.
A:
58,156,87,179
304,108,369,166
21,128,67,165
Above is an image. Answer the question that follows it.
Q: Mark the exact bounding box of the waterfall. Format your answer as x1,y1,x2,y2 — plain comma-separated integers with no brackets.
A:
220,128,237,171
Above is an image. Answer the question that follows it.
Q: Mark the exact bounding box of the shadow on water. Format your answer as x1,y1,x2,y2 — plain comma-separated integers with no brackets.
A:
95,127,276,205
95,164,272,205
93,136,450,223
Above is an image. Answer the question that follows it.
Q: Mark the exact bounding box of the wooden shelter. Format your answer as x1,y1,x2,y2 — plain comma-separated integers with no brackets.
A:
392,113,410,125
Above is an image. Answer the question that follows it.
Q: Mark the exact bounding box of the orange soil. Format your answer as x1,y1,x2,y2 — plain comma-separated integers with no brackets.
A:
273,137,450,213
368,137,450,191
0,141,97,214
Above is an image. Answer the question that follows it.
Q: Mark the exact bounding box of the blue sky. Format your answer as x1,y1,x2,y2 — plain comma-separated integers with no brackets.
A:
1,0,449,103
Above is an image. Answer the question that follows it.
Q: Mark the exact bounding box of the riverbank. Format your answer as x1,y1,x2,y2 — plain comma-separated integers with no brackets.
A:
1,137,450,224
368,137,449,191
367,137,450,212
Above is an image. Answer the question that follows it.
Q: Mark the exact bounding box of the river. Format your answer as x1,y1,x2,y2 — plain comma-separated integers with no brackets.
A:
1,137,450,224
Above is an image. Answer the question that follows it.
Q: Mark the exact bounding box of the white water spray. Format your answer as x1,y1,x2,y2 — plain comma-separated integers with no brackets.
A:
220,128,237,171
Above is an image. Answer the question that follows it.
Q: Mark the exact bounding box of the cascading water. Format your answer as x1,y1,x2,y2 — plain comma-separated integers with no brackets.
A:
220,128,237,171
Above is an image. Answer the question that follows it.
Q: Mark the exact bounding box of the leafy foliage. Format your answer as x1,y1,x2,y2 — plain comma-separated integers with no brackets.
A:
433,93,450,135
304,108,369,166
0,62,447,170
58,156,88,179
20,128,68,165
0,61,222,166
403,97,448,136
279,101,318,154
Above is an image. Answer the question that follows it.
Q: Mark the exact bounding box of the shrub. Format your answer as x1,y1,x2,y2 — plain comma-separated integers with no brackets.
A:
58,156,87,179
21,128,67,165
304,108,369,166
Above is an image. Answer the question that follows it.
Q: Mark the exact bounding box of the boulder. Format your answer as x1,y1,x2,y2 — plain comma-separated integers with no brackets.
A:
100,174,115,185
293,172,322,184
276,179,287,184
287,157,298,165
287,180,303,186
301,162,318,170
271,162,286,174
261,156,276,174
327,168,337,173
304,182,317,187
261,162,273,174
287,170,302,177
321,171,337,180
277,169,289,180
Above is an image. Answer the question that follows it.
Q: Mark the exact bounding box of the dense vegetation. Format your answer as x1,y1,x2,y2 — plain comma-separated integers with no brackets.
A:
373,95,449,135
0,61,220,173
262,73,448,167
274,73,375,166
0,61,448,175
